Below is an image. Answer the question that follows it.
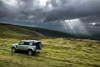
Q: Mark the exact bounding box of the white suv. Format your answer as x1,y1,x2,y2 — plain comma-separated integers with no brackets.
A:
11,40,42,56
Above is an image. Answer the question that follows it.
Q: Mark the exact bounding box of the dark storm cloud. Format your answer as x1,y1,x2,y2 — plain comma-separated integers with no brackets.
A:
0,0,100,22
0,0,45,21
0,0,100,34
80,15,100,23
44,0,100,22
0,0,8,18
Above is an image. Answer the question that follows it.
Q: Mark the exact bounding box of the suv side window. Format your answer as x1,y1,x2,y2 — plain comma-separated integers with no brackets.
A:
19,41,30,45
24,42,30,45
32,42,36,46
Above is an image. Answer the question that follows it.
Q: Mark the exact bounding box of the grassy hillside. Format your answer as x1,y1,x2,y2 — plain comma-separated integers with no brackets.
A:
0,37,100,67
0,23,73,38
0,23,44,37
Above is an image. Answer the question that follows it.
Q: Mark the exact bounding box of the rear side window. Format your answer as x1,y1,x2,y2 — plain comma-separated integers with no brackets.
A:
36,42,41,45
32,43,36,46
24,42,30,45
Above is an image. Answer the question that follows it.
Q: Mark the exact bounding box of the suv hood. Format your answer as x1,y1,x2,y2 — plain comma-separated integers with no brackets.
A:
12,43,18,46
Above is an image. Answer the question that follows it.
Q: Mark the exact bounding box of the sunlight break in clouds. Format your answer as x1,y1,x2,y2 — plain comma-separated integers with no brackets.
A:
2,0,17,6
39,0,47,7
64,19,90,35
90,23,96,26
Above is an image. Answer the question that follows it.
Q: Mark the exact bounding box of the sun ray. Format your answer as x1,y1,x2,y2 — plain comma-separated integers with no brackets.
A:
63,19,90,35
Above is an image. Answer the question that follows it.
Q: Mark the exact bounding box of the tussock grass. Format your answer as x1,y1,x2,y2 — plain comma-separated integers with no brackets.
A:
0,37,100,67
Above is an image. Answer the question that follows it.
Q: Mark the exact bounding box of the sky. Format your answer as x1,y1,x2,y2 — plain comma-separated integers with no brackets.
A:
0,0,100,35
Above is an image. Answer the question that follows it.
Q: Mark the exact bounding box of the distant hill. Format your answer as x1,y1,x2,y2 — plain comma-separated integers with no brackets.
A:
0,23,73,38
0,23,44,37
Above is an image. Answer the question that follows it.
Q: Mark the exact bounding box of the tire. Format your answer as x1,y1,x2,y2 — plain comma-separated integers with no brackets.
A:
12,47,16,53
27,50,33,56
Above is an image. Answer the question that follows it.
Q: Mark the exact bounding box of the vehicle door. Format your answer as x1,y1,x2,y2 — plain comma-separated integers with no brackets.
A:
16,41,30,51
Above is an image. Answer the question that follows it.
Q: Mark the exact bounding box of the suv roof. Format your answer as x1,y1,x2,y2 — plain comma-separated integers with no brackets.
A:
22,40,40,43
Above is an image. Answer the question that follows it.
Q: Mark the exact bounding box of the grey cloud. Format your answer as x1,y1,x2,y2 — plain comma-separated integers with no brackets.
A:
0,0,45,20
80,15,100,23
0,0,100,35
47,0,68,7
0,0,100,22
0,1,8,18
44,0,100,22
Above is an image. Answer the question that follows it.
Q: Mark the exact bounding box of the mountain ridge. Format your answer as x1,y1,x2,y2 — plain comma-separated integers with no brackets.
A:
0,23,73,38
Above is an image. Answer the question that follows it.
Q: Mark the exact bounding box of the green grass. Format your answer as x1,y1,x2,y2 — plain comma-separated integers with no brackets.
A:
0,37,100,67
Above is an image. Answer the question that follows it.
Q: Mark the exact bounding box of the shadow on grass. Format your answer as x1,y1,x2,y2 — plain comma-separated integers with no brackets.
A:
15,51,40,56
